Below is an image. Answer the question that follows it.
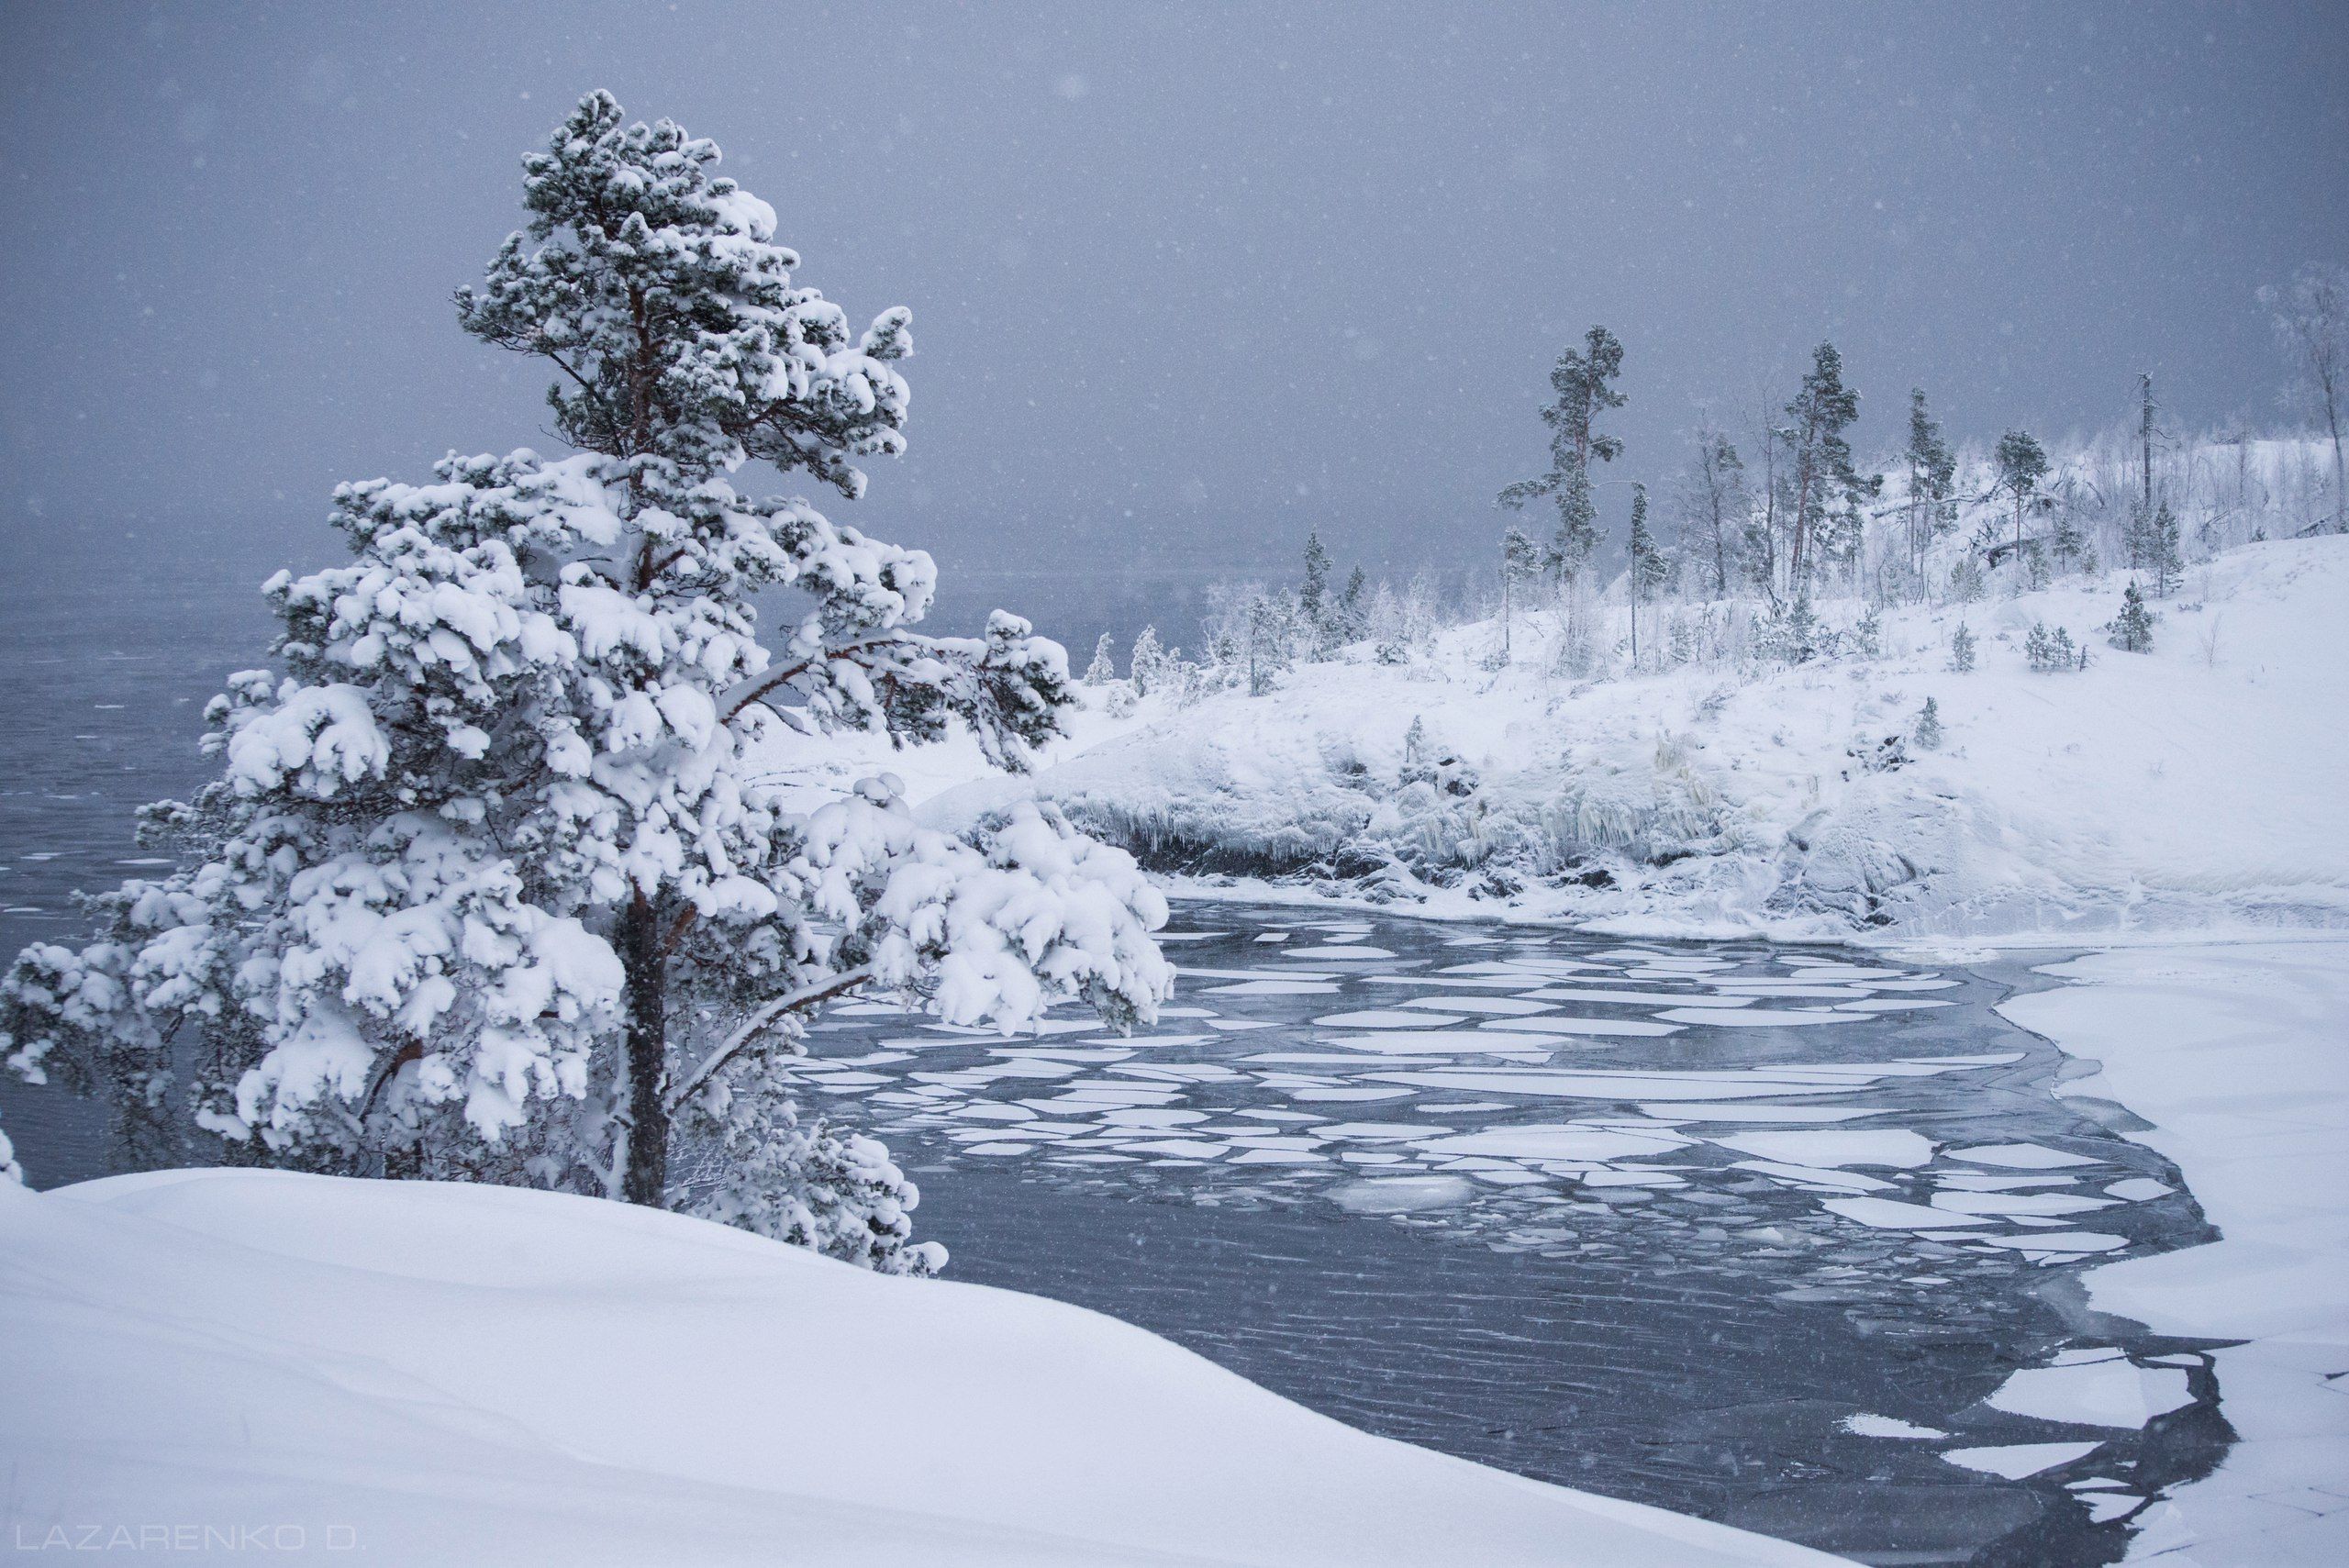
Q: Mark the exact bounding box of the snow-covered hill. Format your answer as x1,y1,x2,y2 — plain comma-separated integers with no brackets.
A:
878,535,2349,941
0,1170,1842,1567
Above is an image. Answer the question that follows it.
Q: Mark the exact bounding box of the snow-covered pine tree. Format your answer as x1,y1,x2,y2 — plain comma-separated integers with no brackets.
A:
1128,625,1166,695
2109,581,2155,652
0,1113,20,1184
0,93,1172,1272
1949,621,1976,673
1903,390,1957,582
1370,580,1411,665
2024,622,2080,673
2052,507,2090,576
1778,344,1872,592
2149,501,2184,597
1626,482,1665,662
1084,633,1118,685
1498,326,1625,587
1339,567,1369,642
1754,594,1820,664
1994,429,2051,562
1498,527,1542,662
1913,696,1943,751
1949,556,1986,604
1244,592,1293,696
2024,623,2054,670
1851,605,1882,660
1299,531,1333,651
2124,498,2152,573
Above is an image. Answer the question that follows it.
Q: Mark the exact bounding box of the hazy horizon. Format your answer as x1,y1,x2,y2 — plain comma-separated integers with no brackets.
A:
5,0,2345,640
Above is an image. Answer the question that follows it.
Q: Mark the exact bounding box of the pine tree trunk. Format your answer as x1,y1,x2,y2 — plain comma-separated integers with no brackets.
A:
618,893,671,1207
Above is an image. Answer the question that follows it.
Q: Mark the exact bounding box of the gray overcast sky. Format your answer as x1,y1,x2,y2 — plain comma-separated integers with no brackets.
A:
3,1,2345,640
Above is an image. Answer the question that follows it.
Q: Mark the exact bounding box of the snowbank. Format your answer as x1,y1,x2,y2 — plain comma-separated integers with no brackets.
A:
1998,940,2349,1565
0,1169,1845,1566
914,536,2349,941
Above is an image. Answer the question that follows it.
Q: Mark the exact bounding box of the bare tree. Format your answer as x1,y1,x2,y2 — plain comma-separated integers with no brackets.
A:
2260,263,2348,528
1673,429,1748,598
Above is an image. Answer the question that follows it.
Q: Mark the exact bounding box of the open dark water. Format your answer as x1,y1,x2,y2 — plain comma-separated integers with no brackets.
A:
0,559,2228,1567
785,913,2228,1567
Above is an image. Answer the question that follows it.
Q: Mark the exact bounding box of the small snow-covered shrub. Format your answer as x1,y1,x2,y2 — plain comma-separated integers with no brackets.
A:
2106,582,2157,652
2024,622,2081,672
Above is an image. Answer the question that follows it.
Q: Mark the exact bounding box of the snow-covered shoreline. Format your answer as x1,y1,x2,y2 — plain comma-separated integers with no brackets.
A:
0,1168,1848,1567
1997,940,2349,1565
872,535,2348,948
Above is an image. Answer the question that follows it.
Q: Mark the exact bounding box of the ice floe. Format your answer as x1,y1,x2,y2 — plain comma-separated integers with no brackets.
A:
1985,1354,2194,1429
1949,1142,2103,1169
1327,1176,1477,1214
1712,1130,1936,1168
1841,1413,1949,1440
1939,1441,2103,1479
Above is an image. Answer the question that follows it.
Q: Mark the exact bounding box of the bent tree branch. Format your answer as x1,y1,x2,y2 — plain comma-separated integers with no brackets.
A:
664,964,875,1114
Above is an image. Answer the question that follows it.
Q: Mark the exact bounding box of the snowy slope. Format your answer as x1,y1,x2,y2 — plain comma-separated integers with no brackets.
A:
0,1170,1847,1567
1997,941,2349,1565
906,536,2349,940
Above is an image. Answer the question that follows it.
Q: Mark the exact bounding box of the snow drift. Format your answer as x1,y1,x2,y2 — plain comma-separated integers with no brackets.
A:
0,1169,1843,1566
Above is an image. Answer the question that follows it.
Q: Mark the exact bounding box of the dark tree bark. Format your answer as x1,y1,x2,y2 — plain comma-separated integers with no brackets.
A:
618,892,671,1207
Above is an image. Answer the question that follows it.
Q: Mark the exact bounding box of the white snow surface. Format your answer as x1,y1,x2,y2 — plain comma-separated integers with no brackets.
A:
834,536,2349,940
0,1169,1848,1567
1998,940,2349,1564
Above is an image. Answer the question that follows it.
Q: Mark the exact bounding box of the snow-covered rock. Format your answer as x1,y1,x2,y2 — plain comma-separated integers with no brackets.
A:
0,1169,1843,1566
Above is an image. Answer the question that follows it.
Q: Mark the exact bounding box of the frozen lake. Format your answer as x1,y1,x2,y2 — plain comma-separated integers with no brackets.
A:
774,907,2228,1567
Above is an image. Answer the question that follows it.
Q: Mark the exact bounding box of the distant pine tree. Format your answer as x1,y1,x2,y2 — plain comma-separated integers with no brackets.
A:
1950,556,1986,604
1129,625,1167,695
1949,621,1976,673
1244,593,1291,696
1300,531,1332,628
2052,509,2089,575
2108,582,2156,652
1499,326,1626,586
1903,389,1958,579
2149,501,2185,597
2025,623,2080,673
1339,566,1369,640
1851,605,1883,660
1914,696,1943,750
1995,429,2052,560
1498,526,1542,662
1627,482,1665,662
1756,594,1820,664
1084,632,1118,684
2024,622,2054,670
1778,343,1876,592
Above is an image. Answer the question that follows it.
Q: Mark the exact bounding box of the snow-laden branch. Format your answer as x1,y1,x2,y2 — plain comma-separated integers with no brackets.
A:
664,964,874,1115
